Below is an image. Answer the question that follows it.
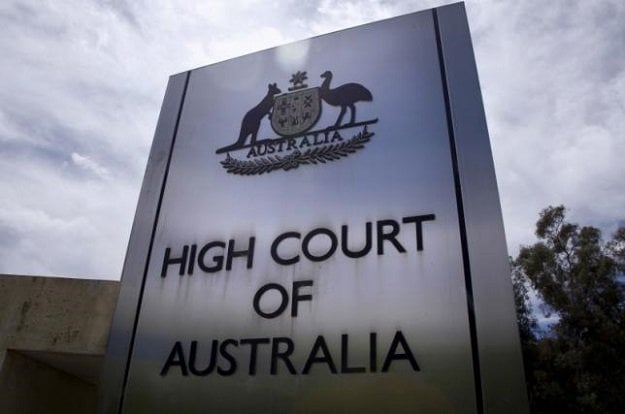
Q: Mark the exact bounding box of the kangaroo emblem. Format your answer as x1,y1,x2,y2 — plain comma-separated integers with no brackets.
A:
216,83,281,154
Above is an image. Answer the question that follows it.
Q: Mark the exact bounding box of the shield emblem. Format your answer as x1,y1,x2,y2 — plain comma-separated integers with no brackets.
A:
271,87,321,137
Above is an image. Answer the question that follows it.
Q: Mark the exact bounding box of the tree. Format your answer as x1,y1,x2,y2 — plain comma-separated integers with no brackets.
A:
512,206,625,413
511,258,536,344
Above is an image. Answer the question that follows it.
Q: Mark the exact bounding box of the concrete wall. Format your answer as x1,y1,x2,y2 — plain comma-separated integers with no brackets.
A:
0,275,119,414
1,350,98,414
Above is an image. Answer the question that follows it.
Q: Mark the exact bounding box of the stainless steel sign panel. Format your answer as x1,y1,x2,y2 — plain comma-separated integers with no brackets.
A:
100,3,528,414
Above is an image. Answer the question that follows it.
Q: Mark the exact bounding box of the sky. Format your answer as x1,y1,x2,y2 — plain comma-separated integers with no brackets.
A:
0,0,624,280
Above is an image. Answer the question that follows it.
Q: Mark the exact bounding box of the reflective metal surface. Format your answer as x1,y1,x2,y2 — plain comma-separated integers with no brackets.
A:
101,3,528,413
437,4,529,412
97,72,189,414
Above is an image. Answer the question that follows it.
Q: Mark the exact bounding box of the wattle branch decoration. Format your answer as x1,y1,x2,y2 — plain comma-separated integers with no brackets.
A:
220,130,374,176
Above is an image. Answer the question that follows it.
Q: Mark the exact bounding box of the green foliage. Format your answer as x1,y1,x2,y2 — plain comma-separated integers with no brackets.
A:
511,259,536,345
513,206,625,413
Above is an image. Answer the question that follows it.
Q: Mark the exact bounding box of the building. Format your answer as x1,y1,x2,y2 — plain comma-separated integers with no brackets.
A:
0,274,118,413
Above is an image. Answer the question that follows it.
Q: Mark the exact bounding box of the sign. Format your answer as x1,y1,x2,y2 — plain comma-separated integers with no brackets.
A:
99,3,528,413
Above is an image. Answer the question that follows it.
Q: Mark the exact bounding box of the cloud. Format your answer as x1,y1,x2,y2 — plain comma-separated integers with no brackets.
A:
0,0,623,279
466,0,625,251
71,152,110,180
0,150,137,278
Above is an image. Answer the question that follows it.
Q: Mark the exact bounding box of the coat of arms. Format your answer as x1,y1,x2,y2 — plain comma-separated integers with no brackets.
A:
271,71,321,137
215,70,377,175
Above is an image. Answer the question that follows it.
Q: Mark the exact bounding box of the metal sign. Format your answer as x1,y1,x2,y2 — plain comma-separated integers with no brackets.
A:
99,3,528,413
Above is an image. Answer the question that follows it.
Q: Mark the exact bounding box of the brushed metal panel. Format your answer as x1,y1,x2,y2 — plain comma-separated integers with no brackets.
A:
97,72,189,414
123,9,477,414
436,3,529,413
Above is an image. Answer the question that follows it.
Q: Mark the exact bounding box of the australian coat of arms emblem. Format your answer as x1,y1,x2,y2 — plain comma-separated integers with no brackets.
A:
216,70,378,175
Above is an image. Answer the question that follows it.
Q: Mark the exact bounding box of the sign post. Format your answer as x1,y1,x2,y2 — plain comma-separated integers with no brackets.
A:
99,3,528,413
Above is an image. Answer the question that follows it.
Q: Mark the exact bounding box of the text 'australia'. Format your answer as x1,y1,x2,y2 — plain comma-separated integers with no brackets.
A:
161,331,420,377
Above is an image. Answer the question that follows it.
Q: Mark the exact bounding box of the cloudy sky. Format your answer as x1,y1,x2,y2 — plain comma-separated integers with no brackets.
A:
1,0,623,280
